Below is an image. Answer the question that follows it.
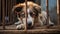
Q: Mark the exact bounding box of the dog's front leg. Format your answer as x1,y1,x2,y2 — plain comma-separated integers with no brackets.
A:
38,14,44,26
49,17,54,26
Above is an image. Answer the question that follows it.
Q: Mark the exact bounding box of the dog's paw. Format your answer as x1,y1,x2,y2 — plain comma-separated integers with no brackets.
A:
16,24,25,30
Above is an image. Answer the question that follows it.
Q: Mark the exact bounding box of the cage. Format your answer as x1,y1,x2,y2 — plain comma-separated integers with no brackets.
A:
0,0,60,33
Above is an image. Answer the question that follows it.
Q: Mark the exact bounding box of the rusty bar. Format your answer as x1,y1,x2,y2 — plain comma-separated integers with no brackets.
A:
11,0,14,24
11,0,13,24
0,0,1,14
46,0,49,26
13,0,16,5
6,0,10,25
5,0,8,26
9,0,11,23
7,0,9,24
2,0,5,29
9,0,13,25
0,0,1,17
10,0,13,24
11,0,16,24
5,0,7,16
6,0,8,18
6,0,9,22
25,0,27,31
7,0,11,24
11,0,16,23
10,0,16,25
57,0,59,25
0,0,2,26
12,0,16,6
59,0,60,25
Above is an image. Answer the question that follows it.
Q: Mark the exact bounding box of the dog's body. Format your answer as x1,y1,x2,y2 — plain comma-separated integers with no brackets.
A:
12,1,54,30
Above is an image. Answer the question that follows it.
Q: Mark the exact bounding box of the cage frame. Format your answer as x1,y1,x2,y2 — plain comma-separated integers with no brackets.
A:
0,0,60,32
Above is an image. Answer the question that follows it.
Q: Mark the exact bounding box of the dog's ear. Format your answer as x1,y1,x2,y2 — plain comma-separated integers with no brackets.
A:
32,6,41,16
32,2,41,13
34,6,41,13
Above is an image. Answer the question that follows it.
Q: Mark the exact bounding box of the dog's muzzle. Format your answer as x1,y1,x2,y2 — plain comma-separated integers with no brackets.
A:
27,17,34,27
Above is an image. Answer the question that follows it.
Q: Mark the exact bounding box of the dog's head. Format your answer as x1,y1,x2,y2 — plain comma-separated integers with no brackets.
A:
12,1,41,28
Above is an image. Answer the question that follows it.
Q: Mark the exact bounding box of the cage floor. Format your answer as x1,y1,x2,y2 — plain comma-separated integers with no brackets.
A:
0,25,60,34
0,25,60,30
0,29,60,34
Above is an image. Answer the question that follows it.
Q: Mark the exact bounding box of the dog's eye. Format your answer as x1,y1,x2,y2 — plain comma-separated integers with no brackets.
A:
20,14,25,18
30,12,35,17
15,7,23,12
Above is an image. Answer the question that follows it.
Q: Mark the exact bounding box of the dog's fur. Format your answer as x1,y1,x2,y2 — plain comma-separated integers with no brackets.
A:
12,1,54,30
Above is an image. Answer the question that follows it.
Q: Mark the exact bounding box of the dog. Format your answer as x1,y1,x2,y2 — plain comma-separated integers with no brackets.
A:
12,1,54,30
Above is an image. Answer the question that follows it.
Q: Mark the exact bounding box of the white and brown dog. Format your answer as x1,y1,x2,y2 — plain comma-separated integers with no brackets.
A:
12,1,54,30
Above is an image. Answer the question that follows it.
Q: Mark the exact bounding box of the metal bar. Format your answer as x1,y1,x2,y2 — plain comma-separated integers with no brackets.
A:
7,0,11,24
11,0,14,24
6,0,8,20
59,0,60,25
12,0,16,6
0,0,1,15
11,0,16,24
6,0,10,25
9,0,13,25
14,0,16,5
2,0,5,29
7,0,9,23
5,0,7,16
6,0,9,22
0,0,2,25
11,0,16,23
25,0,27,31
46,0,49,26
10,0,16,25
0,0,1,17
13,0,16,23
57,0,59,25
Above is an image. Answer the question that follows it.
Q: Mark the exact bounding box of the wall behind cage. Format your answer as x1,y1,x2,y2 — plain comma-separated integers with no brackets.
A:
0,0,16,25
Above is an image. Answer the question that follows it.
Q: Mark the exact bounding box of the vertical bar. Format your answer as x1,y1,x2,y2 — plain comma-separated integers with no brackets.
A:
12,0,16,6
5,0,8,17
0,0,1,17
14,0,16,5
7,0,11,24
10,0,16,25
25,0,27,31
6,0,9,25
0,0,1,16
46,0,49,26
2,0,5,29
10,0,12,24
9,0,13,23
59,0,60,25
6,0,7,16
11,0,16,23
6,0,10,25
57,0,59,25
12,0,14,24
7,0,9,24
0,0,1,25
12,0,16,23
11,0,13,24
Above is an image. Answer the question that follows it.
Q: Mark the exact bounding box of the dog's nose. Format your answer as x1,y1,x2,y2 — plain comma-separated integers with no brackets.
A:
27,22,32,27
